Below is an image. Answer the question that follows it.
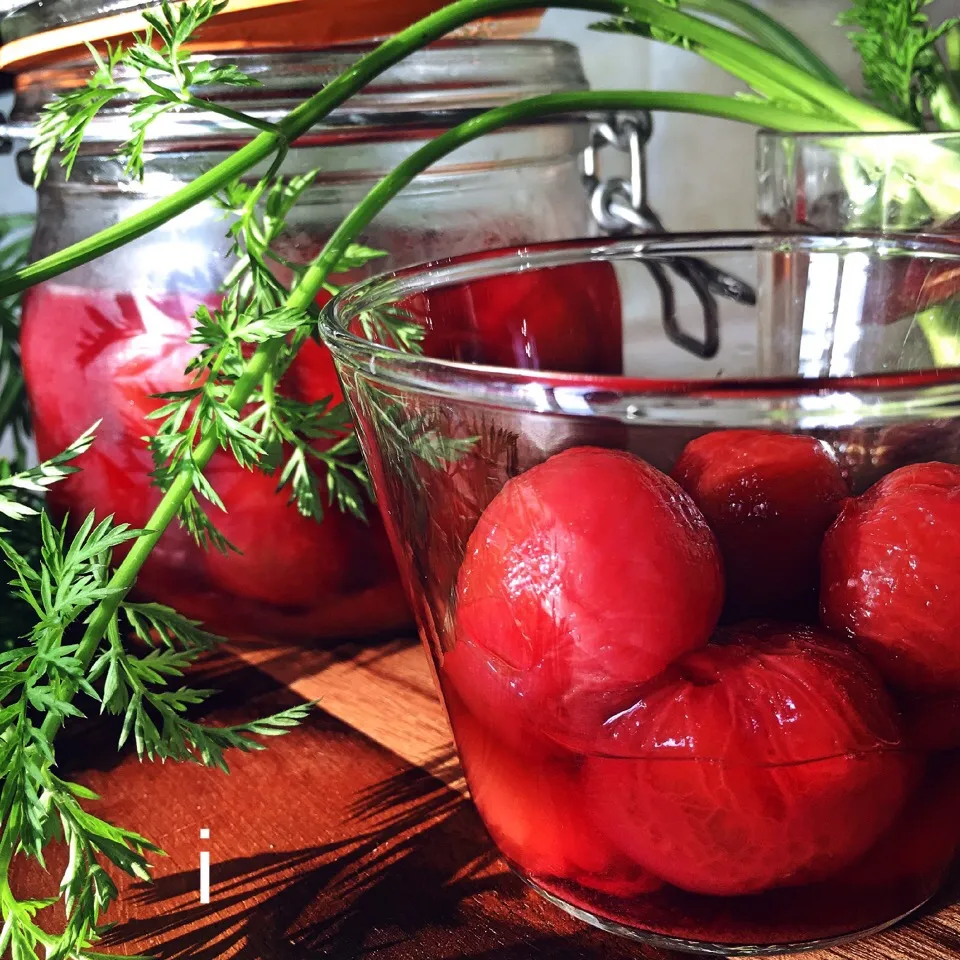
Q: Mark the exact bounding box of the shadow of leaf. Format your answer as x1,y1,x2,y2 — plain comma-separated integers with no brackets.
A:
101,747,511,960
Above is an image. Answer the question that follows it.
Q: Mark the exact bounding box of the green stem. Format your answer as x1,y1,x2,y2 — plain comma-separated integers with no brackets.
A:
0,0,909,299
680,0,844,88
700,46,831,109
137,75,281,136
12,134,272,297
623,0,913,131
299,91,857,293
182,96,281,137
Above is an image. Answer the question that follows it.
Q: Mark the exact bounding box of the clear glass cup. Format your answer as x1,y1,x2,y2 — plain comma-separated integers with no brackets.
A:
320,234,960,955
757,132,960,368
757,131,960,233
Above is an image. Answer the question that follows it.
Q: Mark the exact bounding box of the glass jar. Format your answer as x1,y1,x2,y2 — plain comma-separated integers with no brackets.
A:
321,233,960,955
757,131,960,233
7,39,606,640
756,131,960,371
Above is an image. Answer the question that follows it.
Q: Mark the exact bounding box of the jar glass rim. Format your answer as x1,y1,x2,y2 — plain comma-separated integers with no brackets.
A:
319,232,960,429
6,39,589,147
756,129,960,141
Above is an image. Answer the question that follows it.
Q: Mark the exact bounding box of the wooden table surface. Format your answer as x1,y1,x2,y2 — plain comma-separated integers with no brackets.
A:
17,634,960,960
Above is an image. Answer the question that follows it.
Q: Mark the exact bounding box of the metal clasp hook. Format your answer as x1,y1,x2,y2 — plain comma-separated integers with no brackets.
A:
583,113,755,360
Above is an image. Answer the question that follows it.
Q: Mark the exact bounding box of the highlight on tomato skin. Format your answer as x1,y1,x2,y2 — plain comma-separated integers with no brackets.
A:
582,623,916,898
449,445,724,750
673,430,849,623
820,461,960,694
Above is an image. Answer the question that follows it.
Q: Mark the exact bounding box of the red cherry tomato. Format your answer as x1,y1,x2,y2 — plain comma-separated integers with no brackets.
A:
21,287,204,455
583,623,915,897
820,461,960,693
407,260,623,374
445,686,629,881
442,639,558,755
21,283,405,634
673,430,849,622
22,285,207,545
825,755,960,896
449,446,723,750
201,456,386,608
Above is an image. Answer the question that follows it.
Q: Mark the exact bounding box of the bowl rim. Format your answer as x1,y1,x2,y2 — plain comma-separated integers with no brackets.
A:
318,232,960,428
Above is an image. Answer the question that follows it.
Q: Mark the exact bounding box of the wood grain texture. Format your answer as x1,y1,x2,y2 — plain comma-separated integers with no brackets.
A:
233,636,456,781
12,637,960,959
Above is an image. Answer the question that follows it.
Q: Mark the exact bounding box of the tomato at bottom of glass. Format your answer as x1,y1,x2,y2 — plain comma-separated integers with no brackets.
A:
21,283,409,641
432,442,955,950
37,433,408,641
442,655,950,949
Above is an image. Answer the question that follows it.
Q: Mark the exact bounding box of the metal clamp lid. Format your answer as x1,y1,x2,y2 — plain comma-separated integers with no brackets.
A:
584,112,755,360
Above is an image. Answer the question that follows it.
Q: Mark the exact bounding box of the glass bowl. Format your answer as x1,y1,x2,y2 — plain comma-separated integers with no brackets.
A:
319,234,960,955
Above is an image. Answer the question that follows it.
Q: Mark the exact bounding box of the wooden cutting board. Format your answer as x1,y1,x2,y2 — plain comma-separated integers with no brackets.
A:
10,634,960,959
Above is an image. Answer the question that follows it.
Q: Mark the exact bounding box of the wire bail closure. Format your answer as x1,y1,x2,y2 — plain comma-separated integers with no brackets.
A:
583,112,755,360
583,112,658,234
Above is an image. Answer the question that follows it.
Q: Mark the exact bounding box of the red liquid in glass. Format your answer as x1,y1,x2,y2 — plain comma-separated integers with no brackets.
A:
18,260,625,640
435,431,960,949
20,283,407,639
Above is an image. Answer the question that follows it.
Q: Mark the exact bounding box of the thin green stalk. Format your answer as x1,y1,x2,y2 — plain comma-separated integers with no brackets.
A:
622,0,914,131
182,96,281,137
680,0,844,88
137,73,282,135
8,134,267,297
700,46,831,108
44,87,853,742
300,91,857,289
